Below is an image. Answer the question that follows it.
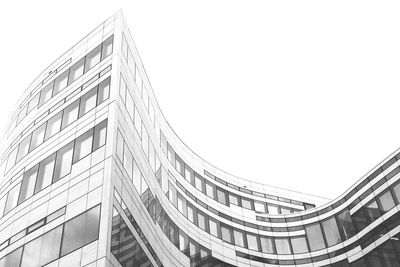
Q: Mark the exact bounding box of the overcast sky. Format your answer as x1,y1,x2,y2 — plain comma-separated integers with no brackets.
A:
1,1,400,201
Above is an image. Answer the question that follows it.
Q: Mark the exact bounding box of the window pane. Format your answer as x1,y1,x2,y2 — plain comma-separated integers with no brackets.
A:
16,135,31,162
30,124,46,152
291,236,309,254
247,233,259,251
198,211,208,232
260,236,274,254
322,217,342,246
18,165,38,204
233,230,244,247
119,75,126,103
69,59,84,85
229,194,239,206
73,129,93,163
4,183,21,215
0,247,23,267
5,146,18,172
53,142,74,183
39,82,54,107
84,45,101,72
61,99,79,129
27,93,39,113
305,223,326,251
141,126,149,158
209,218,219,237
242,198,253,210
134,107,142,136
254,201,266,213
116,130,124,162
97,77,110,104
184,165,194,184
35,154,56,193
132,161,141,192
337,209,356,240
217,188,227,205
365,200,381,223
21,225,63,267
275,238,291,254
123,143,133,179
101,35,113,60
353,208,369,231
79,87,97,117
378,190,396,213
126,91,135,121
195,174,204,192
53,69,69,96
0,195,6,218
45,111,62,140
93,119,107,150
221,225,232,243
187,203,196,224
61,205,100,256
205,182,215,199
177,193,187,217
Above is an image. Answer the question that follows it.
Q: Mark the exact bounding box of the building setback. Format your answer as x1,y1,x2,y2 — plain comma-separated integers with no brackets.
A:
0,10,399,267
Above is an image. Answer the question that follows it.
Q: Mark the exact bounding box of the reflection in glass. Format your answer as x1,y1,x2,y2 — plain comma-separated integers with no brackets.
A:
221,225,232,243
291,236,308,254
337,209,356,240
322,217,341,246
79,87,97,117
275,238,291,254
61,100,79,129
378,191,395,213
30,123,46,151
84,45,101,72
305,223,326,251
35,154,55,193
73,129,93,163
4,183,21,215
53,142,74,183
18,165,38,204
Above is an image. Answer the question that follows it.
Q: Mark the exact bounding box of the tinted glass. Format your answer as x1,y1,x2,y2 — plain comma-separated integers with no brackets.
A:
45,111,62,140
234,230,245,247
4,183,21,215
84,45,101,72
337,209,356,240
68,58,84,84
305,223,326,251
378,190,395,213
260,236,275,254
247,233,259,251
291,236,308,254
79,87,97,117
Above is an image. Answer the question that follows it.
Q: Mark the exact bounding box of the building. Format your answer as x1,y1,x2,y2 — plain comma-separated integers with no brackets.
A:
0,10,399,267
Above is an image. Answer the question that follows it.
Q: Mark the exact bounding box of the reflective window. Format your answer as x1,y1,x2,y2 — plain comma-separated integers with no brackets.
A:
16,135,31,162
281,207,291,214
229,194,240,206
123,143,133,179
305,223,326,251
79,87,97,117
221,225,232,243
179,230,189,255
268,204,279,214
116,130,124,162
97,77,110,104
322,217,341,246
84,45,101,72
241,198,253,210
68,58,84,84
392,182,400,203
101,35,113,60
0,247,23,267
53,69,69,95
39,82,53,107
184,164,194,184
187,203,196,224
168,182,177,207
30,124,46,151
365,200,381,222
5,146,18,172
0,196,6,218
260,236,275,254
205,182,215,199
61,100,79,129
216,188,227,205
18,165,38,204
255,201,266,213
378,190,395,213
291,236,308,254
21,225,63,267
195,173,204,192
198,211,208,232
275,238,291,254
4,183,21,215
73,129,93,163
209,218,219,237
378,241,398,267
35,154,55,193
132,161,141,192
27,93,39,113
93,120,107,150
177,193,187,217
247,233,259,251
53,142,74,183
337,209,356,240
233,230,245,247
61,205,100,256
45,111,62,140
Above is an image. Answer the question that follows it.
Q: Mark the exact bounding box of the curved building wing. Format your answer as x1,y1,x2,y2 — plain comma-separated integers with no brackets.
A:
0,11,399,267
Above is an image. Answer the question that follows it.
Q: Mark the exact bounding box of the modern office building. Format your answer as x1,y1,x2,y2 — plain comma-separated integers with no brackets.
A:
0,10,399,267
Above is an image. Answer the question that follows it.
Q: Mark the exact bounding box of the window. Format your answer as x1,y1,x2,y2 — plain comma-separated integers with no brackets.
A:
179,230,189,255
365,200,381,223
221,225,232,243
205,182,215,199
53,69,69,95
4,183,21,215
79,87,97,117
21,225,63,267
233,230,245,247
217,188,227,205
184,165,194,184
141,126,149,158
121,34,128,59
0,247,23,266
229,194,240,206
61,205,100,256
291,236,309,254
18,165,38,204
132,161,141,192
119,75,126,103
247,233,259,251
126,91,135,120
275,238,291,254
101,35,113,60
241,198,253,210
168,182,177,207
254,201,266,213
39,82,53,107
195,174,204,192
322,217,341,246
177,193,187,217
260,236,275,254
69,58,84,84
73,129,93,163
268,204,279,215
134,107,142,136
198,211,208,232
305,223,326,251
97,77,110,104
84,45,101,72
209,218,219,237
45,111,62,140
0,195,6,218
5,146,18,172
392,182,400,203
27,93,39,113
280,207,291,214
35,154,56,193
335,210,355,241
93,120,107,150
187,203,196,224
116,130,124,162
123,143,133,179
53,142,74,183
61,100,79,129
378,190,396,213
30,123,46,152
16,135,31,162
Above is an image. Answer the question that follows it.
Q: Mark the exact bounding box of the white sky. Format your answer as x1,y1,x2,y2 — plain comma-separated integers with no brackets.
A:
1,1,400,201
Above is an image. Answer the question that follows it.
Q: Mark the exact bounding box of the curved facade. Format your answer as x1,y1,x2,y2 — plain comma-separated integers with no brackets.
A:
0,11,399,267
